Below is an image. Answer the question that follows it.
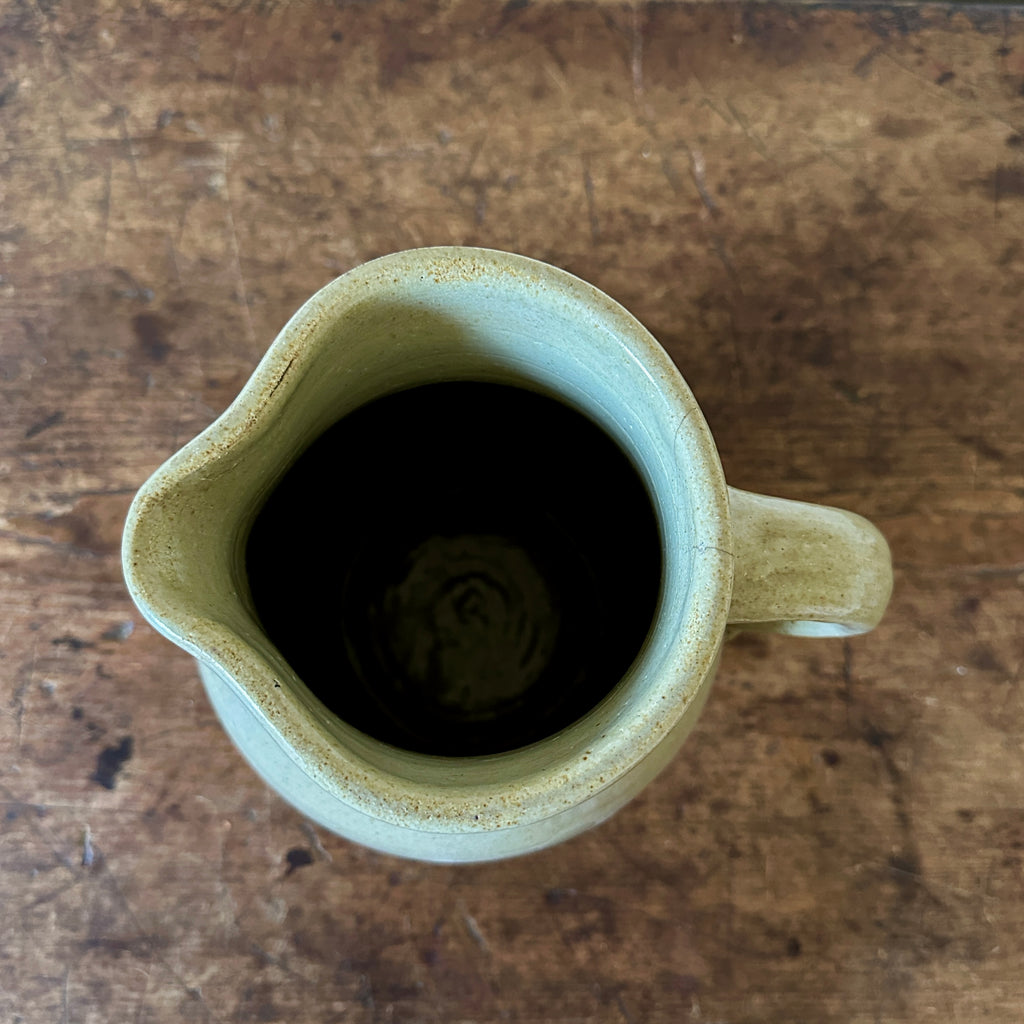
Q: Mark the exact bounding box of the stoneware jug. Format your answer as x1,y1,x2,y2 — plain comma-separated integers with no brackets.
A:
123,247,892,863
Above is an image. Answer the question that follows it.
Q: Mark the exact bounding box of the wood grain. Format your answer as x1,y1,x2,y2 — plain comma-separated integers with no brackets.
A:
2,2,1023,1022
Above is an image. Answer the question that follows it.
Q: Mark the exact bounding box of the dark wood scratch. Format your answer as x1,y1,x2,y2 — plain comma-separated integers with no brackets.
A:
24,410,65,439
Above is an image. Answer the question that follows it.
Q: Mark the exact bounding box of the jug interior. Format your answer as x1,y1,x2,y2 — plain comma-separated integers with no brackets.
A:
245,380,663,756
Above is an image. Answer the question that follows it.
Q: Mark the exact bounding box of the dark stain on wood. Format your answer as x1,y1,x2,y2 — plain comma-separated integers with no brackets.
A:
955,433,1006,462
92,737,134,790
132,312,171,362
378,31,432,89
985,165,1024,201
967,644,1006,675
52,635,94,650
285,847,314,875
875,114,930,140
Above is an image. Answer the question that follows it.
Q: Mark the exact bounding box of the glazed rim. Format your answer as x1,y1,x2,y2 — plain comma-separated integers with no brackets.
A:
123,247,733,834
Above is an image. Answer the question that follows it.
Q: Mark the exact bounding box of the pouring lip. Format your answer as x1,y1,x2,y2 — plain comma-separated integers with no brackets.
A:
122,246,734,835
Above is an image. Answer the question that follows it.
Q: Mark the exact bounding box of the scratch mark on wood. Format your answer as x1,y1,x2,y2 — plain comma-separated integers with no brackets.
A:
880,50,1019,135
696,91,736,130
221,146,257,348
103,863,227,1022
113,267,154,302
709,232,740,290
583,162,599,243
82,825,95,867
165,231,183,283
227,17,250,107
100,160,112,261
659,151,684,195
25,409,65,438
459,133,487,185
462,909,489,952
357,973,375,1012
132,968,151,1024
13,638,37,755
0,783,79,877
117,106,143,192
0,79,18,108
102,620,135,642
724,99,770,160
25,877,83,910
34,0,75,86
45,485,136,503
631,4,644,104
300,821,333,862
615,991,638,1024
249,941,306,982
689,147,718,215
854,45,885,78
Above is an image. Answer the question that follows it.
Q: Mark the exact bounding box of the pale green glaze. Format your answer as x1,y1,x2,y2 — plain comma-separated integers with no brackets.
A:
123,248,892,863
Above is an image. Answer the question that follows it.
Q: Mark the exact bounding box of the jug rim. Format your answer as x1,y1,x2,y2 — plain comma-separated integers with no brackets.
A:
123,246,734,838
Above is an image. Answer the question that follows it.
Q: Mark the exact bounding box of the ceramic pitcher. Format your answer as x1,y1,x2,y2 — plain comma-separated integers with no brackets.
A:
123,247,892,862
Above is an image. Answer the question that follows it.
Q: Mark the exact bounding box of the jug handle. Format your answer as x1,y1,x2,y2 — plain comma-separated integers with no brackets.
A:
725,487,893,637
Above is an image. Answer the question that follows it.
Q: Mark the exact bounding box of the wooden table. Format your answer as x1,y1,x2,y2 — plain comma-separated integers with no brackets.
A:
2,2,1022,1021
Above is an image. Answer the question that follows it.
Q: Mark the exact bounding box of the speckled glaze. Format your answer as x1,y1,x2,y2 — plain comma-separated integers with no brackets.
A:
122,247,892,863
